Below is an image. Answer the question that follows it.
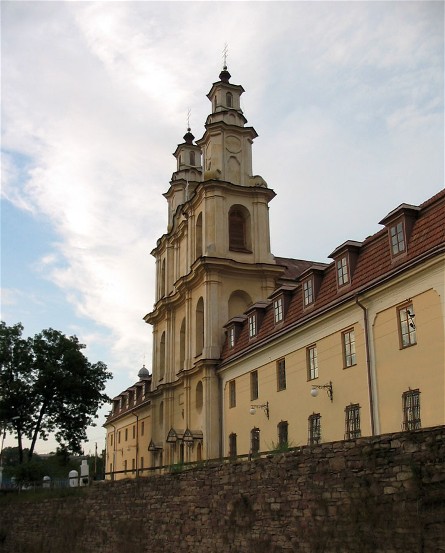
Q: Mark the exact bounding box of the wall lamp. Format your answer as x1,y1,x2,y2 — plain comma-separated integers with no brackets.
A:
310,381,334,402
249,401,270,419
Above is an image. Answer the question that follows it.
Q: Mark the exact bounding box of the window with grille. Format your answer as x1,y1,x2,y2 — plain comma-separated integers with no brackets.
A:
251,427,260,455
345,404,361,439
278,421,289,447
307,345,318,380
229,380,236,408
274,297,283,323
308,413,321,445
277,358,286,391
250,370,259,401
337,256,349,286
390,221,406,255
402,389,421,431
303,278,314,306
343,329,356,367
229,433,237,459
248,313,257,338
398,304,416,348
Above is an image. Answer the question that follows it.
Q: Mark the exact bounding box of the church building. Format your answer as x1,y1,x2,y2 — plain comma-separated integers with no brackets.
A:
104,66,445,479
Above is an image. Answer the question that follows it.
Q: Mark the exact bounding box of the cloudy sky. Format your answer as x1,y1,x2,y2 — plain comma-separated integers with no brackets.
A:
1,1,443,454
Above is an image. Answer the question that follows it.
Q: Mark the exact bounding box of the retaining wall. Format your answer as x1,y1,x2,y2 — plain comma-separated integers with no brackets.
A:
1,426,444,553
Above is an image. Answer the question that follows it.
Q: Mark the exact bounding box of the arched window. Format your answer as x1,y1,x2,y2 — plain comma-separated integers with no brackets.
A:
195,297,204,356
228,290,252,319
196,212,203,258
213,97,217,112
229,205,250,251
160,259,166,297
179,318,186,371
196,381,203,413
196,442,202,462
159,332,166,380
226,92,233,108
190,151,195,166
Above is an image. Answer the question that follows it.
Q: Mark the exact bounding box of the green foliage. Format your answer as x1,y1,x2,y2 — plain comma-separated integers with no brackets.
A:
0,322,112,461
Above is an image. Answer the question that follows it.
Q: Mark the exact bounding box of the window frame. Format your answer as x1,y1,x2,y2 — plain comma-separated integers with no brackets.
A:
248,313,257,338
276,358,286,391
307,345,319,381
250,427,260,455
402,389,421,431
250,370,259,401
308,413,321,445
229,432,237,459
398,303,417,349
278,421,289,448
390,219,406,256
345,404,361,440
303,278,314,307
273,296,284,324
228,326,235,348
342,329,356,368
229,380,236,408
336,255,350,287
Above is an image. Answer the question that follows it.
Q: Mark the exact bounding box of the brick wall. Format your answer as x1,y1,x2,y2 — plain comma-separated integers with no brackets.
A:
1,426,444,553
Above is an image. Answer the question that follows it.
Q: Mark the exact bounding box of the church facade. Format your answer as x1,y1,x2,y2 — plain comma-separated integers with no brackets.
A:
104,68,445,479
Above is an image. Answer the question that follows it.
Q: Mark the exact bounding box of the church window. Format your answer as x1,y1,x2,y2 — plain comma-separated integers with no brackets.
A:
159,401,164,426
179,318,186,371
195,297,204,355
226,92,233,107
196,381,203,413
160,259,166,297
190,151,195,166
196,213,203,258
159,332,166,380
229,206,250,251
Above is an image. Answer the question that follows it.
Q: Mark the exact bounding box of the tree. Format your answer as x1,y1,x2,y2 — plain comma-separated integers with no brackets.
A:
0,322,112,461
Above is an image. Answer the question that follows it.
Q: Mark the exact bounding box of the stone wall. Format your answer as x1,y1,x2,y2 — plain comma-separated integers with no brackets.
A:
1,427,444,553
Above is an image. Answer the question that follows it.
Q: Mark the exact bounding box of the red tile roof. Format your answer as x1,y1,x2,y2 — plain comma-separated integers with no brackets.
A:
220,188,445,363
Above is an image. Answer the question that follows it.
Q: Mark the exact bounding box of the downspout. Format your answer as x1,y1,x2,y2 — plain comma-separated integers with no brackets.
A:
355,296,376,436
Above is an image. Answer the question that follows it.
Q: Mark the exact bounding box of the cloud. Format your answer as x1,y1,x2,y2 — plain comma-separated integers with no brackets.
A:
1,1,443,437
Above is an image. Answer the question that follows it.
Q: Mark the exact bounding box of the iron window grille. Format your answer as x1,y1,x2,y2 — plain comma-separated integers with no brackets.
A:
308,413,321,445
250,427,260,455
345,404,361,439
402,389,421,431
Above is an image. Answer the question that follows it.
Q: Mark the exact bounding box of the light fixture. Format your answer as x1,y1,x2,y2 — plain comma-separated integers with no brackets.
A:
310,381,333,402
249,401,270,419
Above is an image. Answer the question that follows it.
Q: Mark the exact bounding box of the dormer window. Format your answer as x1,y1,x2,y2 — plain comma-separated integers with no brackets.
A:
337,256,349,286
248,313,257,338
379,203,420,260
303,278,314,306
228,326,235,348
273,297,283,324
329,241,362,290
